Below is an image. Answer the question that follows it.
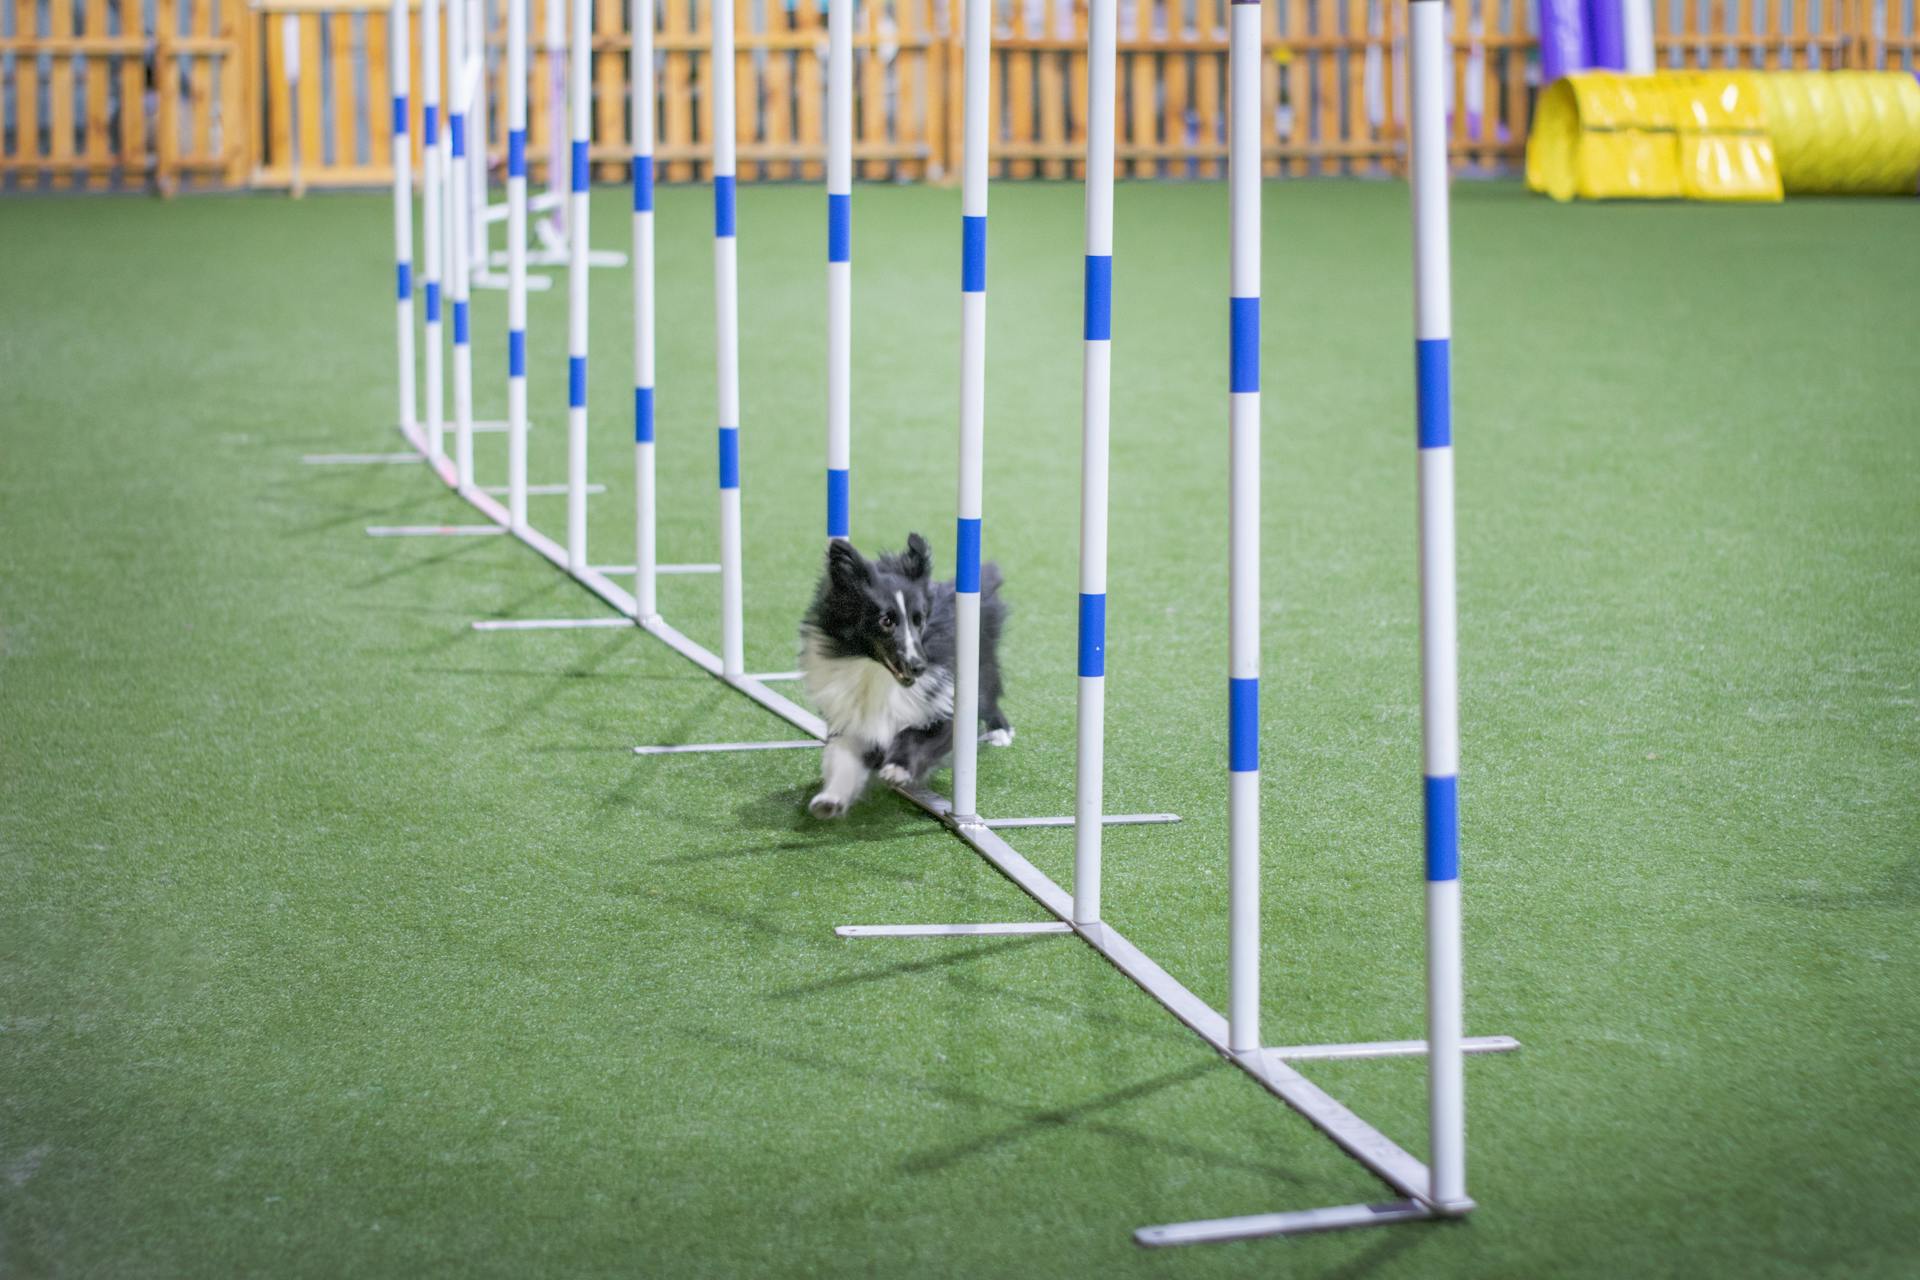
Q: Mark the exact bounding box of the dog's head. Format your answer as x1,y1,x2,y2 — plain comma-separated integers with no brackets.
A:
808,533,934,686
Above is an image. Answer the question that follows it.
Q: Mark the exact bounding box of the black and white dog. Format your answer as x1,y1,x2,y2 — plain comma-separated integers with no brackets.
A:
799,533,1011,818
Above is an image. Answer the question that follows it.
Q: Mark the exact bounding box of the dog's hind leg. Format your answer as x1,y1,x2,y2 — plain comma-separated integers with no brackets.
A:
811,737,881,819
879,721,953,787
980,680,1014,747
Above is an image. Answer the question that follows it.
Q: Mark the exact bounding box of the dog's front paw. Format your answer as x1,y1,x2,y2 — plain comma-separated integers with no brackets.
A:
877,763,912,787
809,792,851,820
983,727,1015,748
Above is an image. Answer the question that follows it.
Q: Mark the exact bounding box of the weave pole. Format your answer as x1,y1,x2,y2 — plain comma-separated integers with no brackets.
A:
448,0,475,493
825,0,852,542
421,0,445,464
466,0,487,283
1410,0,1468,1214
1226,0,1261,1055
712,0,745,677
541,0,568,248
565,0,590,571
389,0,415,437
632,0,657,618
950,0,990,820
1072,0,1116,924
506,0,530,529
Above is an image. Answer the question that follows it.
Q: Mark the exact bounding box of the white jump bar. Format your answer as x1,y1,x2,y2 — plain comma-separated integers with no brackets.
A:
303,451,420,465
472,616,635,632
983,813,1181,829
593,563,721,576
483,482,605,496
366,524,506,537
834,922,1073,938
632,739,822,756
1266,1035,1521,1064
1135,1199,1434,1247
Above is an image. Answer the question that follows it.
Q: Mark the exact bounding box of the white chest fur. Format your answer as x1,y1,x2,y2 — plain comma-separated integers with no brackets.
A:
801,631,954,746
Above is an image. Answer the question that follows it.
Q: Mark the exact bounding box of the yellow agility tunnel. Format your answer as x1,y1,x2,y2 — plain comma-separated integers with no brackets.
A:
1526,71,1920,202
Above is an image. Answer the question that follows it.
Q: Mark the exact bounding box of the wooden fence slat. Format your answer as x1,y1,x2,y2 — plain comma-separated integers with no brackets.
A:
49,0,75,188
297,12,324,181
367,6,390,167
14,0,42,185
330,11,355,165
84,0,111,188
122,0,149,184
859,1,884,178
596,0,624,178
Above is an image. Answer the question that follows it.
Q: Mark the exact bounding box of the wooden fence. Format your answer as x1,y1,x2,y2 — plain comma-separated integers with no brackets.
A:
3,0,1916,191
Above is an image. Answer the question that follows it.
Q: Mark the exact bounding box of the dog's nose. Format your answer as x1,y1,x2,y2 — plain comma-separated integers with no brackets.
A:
906,657,927,676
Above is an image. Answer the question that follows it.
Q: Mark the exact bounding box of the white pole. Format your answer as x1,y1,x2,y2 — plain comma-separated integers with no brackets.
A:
391,0,416,436
950,0,990,819
825,0,852,541
423,0,447,464
507,0,530,528
468,0,487,277
1073,0,1115,925
1410,0,1467,1215
1226,0,1261,1055
713,0,745,676
633,0,658,617
449,0,476,492
544,0,568,241
566,0,591,571
1623,0,1656,73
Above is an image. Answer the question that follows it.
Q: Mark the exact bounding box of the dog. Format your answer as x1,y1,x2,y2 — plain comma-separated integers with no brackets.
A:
799,532,1011,818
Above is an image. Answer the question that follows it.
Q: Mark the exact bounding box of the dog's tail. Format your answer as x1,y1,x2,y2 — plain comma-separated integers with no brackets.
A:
979,561,1005,601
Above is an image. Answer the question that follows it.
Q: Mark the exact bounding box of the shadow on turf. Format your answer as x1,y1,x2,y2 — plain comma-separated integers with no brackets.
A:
677,1021,1317,1192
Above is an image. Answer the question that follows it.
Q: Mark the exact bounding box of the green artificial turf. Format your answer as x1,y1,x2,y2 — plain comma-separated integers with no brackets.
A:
2,180,1917,1277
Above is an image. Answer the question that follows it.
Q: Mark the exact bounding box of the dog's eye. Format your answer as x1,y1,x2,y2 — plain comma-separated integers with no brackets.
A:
879,612,895,631
911,612,923,627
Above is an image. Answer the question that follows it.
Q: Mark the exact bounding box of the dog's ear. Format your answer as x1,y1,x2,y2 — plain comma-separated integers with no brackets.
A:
827,540,872,591
902,532,932,583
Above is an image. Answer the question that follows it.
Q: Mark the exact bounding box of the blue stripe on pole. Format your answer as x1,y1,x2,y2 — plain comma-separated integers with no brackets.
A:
571,141,589,193
424,281,441,324
632,156,654,212
508,129,526,178
1424,774,1459,881
826,468,850,538
508,329,526,377
1229,677,1259,773
453,300,469,345
568,356,586,408
1416,338,1452,449
718,427,740,489
396,262,411,301
424,104,439,146
392,94,407,137
955,517,982,593
961,215,986,293
1230,296,1260,394
1084,254,1112,342
635,386,654,443
714,175,736,237
450,113,466,157
827,193,851,263
1078,593,1106,678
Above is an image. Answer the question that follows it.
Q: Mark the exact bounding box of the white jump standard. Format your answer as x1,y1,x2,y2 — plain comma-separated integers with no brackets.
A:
389,2,414,440
632,0,659,619
712,0,746,678
825,0,853,541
